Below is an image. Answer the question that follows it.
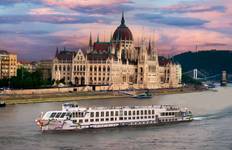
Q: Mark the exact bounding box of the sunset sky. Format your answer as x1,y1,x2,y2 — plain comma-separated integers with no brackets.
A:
0,0,232,61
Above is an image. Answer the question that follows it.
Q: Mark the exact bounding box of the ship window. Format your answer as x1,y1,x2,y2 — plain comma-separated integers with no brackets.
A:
60,113,66,118
148,116,151,119
101,112,104,117
124,117,127,120
106,118,109,121
129,111,131,116
96,112,99,117
166,113,168,116
128,117,131,120
119,117,123,120
144,116,147,119
115,111,118,116
72,112,75,118
111,111,114,116
141,116,143,119
96,119,99,122
90,119,94,122
50,113,56,118
101,118,104,121
79,119,83,123
55,112,62,118
111,118,114,121
133,111,135,115
85,119,88,122
137,117,139,119
124,111,127,116
91,112,94,117
133,117,135,119
106,111,109,117
152,116,154,118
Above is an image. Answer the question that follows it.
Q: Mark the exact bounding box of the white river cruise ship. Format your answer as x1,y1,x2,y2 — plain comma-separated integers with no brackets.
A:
35,103,193,131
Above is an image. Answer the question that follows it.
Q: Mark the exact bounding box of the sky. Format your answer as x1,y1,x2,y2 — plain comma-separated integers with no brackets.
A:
0,0,232,61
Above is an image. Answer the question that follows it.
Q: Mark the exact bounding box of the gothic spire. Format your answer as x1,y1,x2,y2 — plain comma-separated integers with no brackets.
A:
55,47,59,56
89,32,92,47
121,11,125,26
148,39,152,55
97,34,100,43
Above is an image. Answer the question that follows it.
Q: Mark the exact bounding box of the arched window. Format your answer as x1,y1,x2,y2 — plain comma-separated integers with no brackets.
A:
55,65,57,71
63,66,66,71
77,66,79,71
107,66,110,72
103,66,106,72
90,66,93,72
59,65,61,71
83,66,85,71
74,65,76,71
80,66,82,71
99,66,101,71
67,66,70,71
94,66,97,72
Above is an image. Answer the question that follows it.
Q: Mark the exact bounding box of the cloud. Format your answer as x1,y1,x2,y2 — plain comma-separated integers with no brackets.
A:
135,13,209,27
159,4,226,14
29,7,67,15
0,0,40,5
0,14,111,24
43,0,134,14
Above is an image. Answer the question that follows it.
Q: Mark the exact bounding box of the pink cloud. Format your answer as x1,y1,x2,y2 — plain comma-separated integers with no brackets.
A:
43,0,130,8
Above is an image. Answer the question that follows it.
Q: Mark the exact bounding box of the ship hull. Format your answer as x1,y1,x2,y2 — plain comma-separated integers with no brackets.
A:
38,117,193,132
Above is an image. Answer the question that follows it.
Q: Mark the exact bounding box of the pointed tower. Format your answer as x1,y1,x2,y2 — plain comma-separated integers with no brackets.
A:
89,32,93,47
121,11,125,26
55,47,59,57
148,39,152,55
97,34,100,43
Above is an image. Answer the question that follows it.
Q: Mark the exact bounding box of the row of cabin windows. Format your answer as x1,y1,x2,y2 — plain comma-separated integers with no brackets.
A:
50,112,70,118
90,110,155,118
160,112,175,116
77,115,157,123
90,66,110,72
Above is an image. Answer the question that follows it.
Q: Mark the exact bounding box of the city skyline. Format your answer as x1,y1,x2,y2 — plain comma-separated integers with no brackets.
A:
0,0,232,61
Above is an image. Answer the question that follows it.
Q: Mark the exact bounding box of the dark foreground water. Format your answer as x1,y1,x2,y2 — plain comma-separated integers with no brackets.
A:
0,87,232,150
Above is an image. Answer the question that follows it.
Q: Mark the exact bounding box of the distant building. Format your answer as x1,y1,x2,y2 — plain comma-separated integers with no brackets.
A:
51,13,182,89
17,61,34,72
0,50,17,79
36,60,53,80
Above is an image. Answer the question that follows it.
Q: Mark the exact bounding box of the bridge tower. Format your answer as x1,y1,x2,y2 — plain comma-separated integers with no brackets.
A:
193,69,198,80
221,70,227,86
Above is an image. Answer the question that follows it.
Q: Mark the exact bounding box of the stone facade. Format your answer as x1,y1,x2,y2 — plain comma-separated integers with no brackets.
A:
52,14,182,90
0,50,17,79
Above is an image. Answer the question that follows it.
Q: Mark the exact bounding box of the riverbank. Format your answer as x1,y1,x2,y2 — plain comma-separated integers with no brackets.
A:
0,86,206,105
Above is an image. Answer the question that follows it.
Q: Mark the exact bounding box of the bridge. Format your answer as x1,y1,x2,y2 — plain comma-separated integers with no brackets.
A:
183,69,232,83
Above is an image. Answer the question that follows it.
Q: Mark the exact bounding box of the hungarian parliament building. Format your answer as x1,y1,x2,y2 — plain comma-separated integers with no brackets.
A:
52,14,182,90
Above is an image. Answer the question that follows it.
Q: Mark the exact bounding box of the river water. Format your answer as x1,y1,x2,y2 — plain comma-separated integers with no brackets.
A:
0,86,232,150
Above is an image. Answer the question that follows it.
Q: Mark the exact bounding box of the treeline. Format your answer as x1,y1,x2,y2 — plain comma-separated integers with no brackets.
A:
0,68,53,89
173,50,232,75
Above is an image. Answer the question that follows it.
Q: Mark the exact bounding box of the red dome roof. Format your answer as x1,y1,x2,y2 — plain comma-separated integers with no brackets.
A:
113,13,133,41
